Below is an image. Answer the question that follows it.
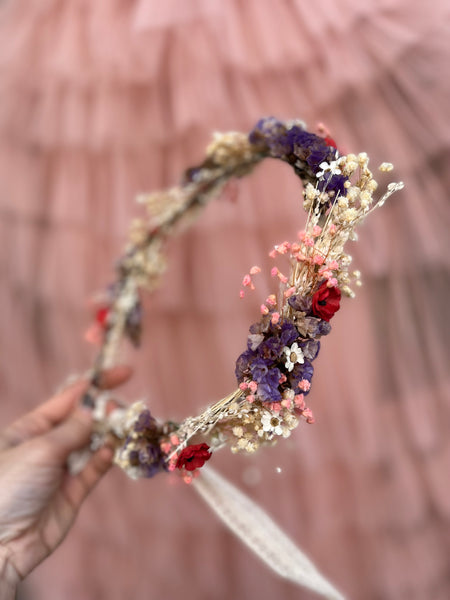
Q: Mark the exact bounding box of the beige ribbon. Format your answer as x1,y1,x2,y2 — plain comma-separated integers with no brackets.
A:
194,467,346,600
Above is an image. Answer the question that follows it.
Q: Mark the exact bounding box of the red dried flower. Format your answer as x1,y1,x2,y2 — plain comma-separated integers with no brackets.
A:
176,443,212,472
324,135,338,149
311,283,341,321
95,307,110,328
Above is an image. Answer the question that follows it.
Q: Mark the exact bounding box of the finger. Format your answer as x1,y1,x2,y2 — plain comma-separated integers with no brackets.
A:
93,365,133,390
62,445,114,511
0,380,89,452
42,365,132,420
41,408,94,463
27,365,132,425
0,366,133,449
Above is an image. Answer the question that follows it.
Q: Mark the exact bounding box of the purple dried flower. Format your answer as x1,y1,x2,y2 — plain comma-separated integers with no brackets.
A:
125,299,142,347
289,360,314,395
279,321,299,347
183,166,202,183
128,449,140,465
258,335,284,361
249,319,270,335
288,127,337,175
249,356,271,382
316,319,332,337
235,348,256,380
257,367,282,403
134,409,157,433
317,173,347,197
300,339,321,361
247,332,265,351
248,117,289,157
295,315,331,338
249,119,341,181
288,294,312,312
122,434,167,478
138,444,159,465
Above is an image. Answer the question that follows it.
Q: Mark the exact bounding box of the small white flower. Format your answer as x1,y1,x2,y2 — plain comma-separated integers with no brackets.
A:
316,160,342,179
283,342,304,372
108,408,128,437
261,411,283,436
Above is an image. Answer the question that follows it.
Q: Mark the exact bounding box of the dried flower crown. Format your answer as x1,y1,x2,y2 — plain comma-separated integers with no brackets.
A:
84,117,403,483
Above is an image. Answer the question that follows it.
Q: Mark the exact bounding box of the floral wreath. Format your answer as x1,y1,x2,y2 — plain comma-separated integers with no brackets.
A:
77,117,404,599
83,117,403,484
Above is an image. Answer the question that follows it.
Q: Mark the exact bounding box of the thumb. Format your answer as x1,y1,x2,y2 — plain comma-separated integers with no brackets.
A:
42,408,93,463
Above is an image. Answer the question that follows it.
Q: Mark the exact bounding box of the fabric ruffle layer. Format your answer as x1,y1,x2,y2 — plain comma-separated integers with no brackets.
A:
0,1,449,599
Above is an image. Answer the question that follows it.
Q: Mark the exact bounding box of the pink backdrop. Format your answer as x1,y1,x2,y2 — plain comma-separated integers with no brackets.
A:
0,1,449,598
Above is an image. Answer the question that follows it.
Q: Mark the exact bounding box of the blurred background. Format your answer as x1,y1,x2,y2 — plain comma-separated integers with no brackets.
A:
0,0,449,598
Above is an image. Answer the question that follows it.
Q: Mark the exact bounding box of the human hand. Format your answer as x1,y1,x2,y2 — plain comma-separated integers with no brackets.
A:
0,366,132,595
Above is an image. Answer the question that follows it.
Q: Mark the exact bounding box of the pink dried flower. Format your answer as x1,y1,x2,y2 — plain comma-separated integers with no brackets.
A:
160,441,172,454
294,394,305,410
274,241,291,254
284,286,296,299
271,312,280,324
266,294,277,306
298,379,311,392
250,265,261,275
83,324,104,346
271,267,288,283
302,408,315,424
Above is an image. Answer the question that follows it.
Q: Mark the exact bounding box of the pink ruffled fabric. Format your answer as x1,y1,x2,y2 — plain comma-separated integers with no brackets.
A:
0,1,449,598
